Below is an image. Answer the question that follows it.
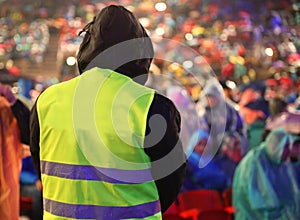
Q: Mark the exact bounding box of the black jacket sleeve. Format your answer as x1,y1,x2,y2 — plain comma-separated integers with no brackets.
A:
11,99,30,145
29,101,41,179
144,92,186,213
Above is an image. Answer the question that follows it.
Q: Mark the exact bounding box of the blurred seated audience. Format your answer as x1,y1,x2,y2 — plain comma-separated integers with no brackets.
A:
197,80,247,156
214,132,244,188
277,76,297,104
182,129,228,193
20,155,43,220
238,88,267,150
264,77,279,101
233,128,300,220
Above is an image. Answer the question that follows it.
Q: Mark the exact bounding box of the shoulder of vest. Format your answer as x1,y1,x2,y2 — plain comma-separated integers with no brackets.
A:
38,77,79,99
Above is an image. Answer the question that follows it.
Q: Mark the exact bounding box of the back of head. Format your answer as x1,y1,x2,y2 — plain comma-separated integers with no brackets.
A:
77,5,154,84
264,128,289,164
268,97,287,119
203,81,222,99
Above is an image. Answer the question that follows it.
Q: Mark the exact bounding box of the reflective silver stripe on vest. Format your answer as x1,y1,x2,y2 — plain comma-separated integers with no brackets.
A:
41,160,154,184
44,198,161,219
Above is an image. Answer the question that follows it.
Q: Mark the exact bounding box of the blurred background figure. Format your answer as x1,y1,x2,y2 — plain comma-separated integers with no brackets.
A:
268,97,288,120
0,83,30,145
0,95,22,219
262,97,288,140
264,77,279,101
239,88,266,125
182,129,228,193
0,83,42,219
220,80,240,110
166,85,207,152
238,87,267,150
20,155,43,220
214,131,244,188
277,76,297,104
233,128,300,220
197,79,247,156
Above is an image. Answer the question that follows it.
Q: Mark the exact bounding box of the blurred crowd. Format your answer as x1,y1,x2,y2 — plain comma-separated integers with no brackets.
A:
0,0,299,105
1,0,300,219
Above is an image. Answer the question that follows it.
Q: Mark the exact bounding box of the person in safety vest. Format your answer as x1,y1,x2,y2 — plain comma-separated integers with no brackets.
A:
30,5,186,219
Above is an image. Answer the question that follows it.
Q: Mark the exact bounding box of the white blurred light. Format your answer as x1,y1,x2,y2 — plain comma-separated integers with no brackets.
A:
194,56,205,64
11,86,19,94
66,56,76,66
220,33,228,41
155,27,165,36
183,60,193,69
226,80,236,89
265,48,274,57
139,17,151,28
26,36,34,44
155,2,167,12
185,33,193,41
16,45,22,51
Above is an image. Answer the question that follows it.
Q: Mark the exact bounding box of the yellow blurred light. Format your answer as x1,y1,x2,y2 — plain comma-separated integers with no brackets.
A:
268,67,276,74
6,59,14,69
242,75,250,84
248,68,256,80
191,86,201,101
182,78,189,85
236,56,245,65
192,26,205,36
168,62,180,72
168,62,184,76
229,56,237,64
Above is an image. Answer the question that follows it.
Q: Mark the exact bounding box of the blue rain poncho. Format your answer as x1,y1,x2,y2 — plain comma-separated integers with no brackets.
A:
182,130,228,192
233,128,300,220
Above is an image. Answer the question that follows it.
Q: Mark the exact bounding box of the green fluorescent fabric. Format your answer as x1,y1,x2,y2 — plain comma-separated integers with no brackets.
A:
37,67,161,219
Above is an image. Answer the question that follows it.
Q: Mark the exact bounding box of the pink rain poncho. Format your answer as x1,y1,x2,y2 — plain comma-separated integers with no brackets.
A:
0,96,22,220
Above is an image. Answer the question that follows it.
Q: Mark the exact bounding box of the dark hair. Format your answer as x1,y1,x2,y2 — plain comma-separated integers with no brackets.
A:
268,97,287,119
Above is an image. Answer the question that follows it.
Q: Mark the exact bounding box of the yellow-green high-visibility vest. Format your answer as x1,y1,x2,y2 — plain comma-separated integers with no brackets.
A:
37,67,162,219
